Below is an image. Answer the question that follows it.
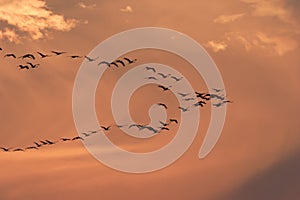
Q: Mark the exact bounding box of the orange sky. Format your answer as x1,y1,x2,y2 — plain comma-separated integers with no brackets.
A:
0,0,299,199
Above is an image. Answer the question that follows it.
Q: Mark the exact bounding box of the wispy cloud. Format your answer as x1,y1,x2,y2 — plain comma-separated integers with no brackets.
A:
205,41,228,52
78,2,96,9
214,13,245,24
120,5,133,13
0,0,78,43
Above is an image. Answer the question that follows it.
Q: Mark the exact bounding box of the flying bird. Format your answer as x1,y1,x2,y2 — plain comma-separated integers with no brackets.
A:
4,53,16,58
19,54,35,60
183,97,195,101
60,138,71,141
123,57,137,64
157,73,171,79
18,65,29,70
169,119,178,124
37,52,51,58
194,101,206,107
13,148,24,152
34,142,43,147
81,132,91,137
158,85,171,91
145,66,156,72
170,76,183,82
85,56,99,62
51,51,67,55
212,88,223,93
128,124,145,130
178,92,190,97
145,76,158,80
0,47,2,51
178,106,189,112
160,127,170,131
157,103,168,109
98,61,110,67
100,126,111,131
0,147,10,152
159,121,169,127
27,62,39,68
39,140,48,145
143,126,159,134
25,146,38,150
69,55,82,59
110,62,119,67
45,140,55,145
72,136,84,141
115,59,125,67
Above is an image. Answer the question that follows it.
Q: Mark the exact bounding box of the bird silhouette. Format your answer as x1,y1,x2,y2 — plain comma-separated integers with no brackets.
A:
51,51,67,55
145,76,158,80
81,132,91,137
178,92,190,97
123,57,137,64
100,126,111,131
69,55,82,59
213,102,223,107
128,124,144,130
39,140,48,145
34,142,43,147
145,66,156,72
0,147,10,152
169,119,178,124
157,73,171,79
4,53,16,58
178,106,189,112
98,61,110,67
45,140,55,145
37,52,51,58
13,148,24,152
25,146,38,150
212,88,223,93
72,136,84,141
159,121,169,127
160,127,170,131
157,103,168,109
18,65,29,70
223,100,233,103
158,85,171,91
60,138,71,141
115,60,125,67
19,54,35,60
27,62,39,69
143,126,159,134
0,47,2,51
170,76,183,82
85,56,99,62
110,62,119,67
194,101,206,107
183,97,195,101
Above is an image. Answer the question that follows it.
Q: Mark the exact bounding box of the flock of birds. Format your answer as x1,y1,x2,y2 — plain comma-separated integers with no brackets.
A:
0,47,233,153
0,47,137,70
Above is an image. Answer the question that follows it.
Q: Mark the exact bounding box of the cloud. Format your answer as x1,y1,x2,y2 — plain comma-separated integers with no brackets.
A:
214,13,245,24
78,2,96,9
0,28,21,43
0,0,78,43
120,5,133,13
205,40,228,52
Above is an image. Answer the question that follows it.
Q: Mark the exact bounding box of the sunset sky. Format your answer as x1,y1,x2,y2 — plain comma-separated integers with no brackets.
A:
0,0,299,199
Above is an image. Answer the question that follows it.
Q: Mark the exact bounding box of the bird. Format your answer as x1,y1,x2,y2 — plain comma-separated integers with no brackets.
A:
72,136,84,141
51,51,67,55
85,56,99,62
157,73,171,79
160,127,170,131
213,102,223,107
169,119,178,124
19,54,35,60
170,76,183,82
128,124,145,130
37,52,51,58
27,62,39,69
69,55,82,59
123,57,137,64
115,59,125,67
157,103,168,109
212,88,223,93
223,100,233,103
61,138,71,141
97,61,110,67
145,76,158,80
4,53,16,58
178,92,190,97
195,91,206,98
45,140,55,145
209,94,226,101
39,140,48,145
143,126,159,134
81,132,91,137
178,106,189,112
25,146,38,150
195,92,210,100
100,126,111,131
0,147,10,152
183,97,195,101
34,142,43,147
89,130,98,134
158,85,171,91
194,101,206,107
18,65,29,70
159,121,169,127
0,47,2,51
110,62,119,67
13,148,24,152
145,66,156,72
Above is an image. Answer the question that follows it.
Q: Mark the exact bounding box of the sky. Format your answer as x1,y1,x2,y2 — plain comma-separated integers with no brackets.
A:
0,0,299,199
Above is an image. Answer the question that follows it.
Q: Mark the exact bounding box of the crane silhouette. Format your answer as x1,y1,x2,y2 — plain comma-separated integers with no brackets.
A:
37,52,51,58
51,51,67,55
123,57,137,64
145,66,156,72
157,103,168,109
